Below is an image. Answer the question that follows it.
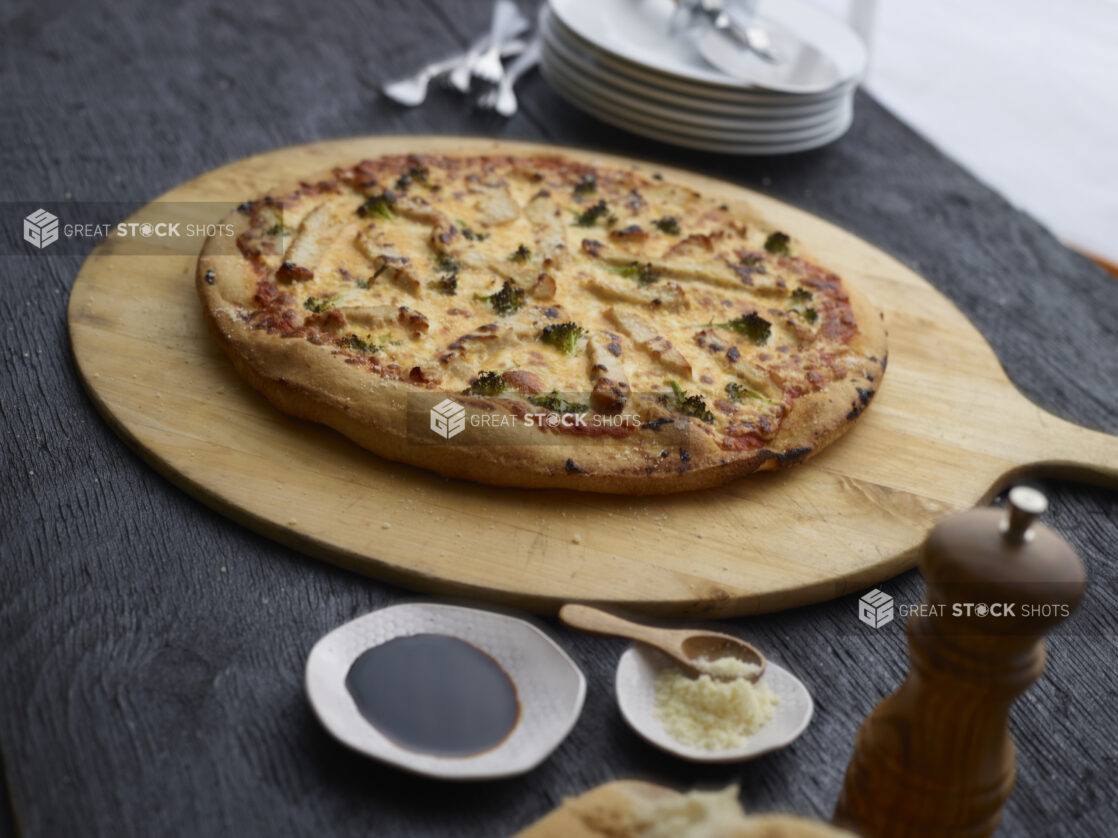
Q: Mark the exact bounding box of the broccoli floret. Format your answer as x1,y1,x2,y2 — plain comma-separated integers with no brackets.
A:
340,333,380,354
468,371,507,396
613,261,659,286
719,313,771,346
303,295,338,313
788,288,817,323
509,244,532,263
357,192,397,220
539,322,586,355
574,199,609,227
652,216,681,235
726,381,780,406
265,222,290,236
433,251,460,274
431,274,458,295
483,280,525,316
529,391,589,414
660,380,715,424
573,173,597,195
764,231,790,255
395,165,430,191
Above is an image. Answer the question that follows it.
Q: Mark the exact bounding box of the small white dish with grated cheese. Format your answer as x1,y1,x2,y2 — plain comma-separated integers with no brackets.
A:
616,645,813,762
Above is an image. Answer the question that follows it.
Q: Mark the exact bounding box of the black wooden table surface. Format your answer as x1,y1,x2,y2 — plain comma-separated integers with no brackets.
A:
2,1,1116,835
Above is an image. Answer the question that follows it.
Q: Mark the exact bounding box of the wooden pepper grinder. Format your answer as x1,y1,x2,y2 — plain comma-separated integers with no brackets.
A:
834,486,1086,837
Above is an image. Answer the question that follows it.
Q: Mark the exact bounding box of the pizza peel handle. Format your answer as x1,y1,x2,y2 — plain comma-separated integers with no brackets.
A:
1006,406,1118,490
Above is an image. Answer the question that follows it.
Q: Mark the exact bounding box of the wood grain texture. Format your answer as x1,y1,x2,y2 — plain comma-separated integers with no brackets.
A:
66,136,1118,616
1,0,1116,836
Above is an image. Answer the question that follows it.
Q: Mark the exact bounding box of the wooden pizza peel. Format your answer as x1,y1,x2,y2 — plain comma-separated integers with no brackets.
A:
67,137,1118,616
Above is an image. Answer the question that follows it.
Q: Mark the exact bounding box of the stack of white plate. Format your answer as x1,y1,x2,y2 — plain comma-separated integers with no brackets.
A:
540,0,868,155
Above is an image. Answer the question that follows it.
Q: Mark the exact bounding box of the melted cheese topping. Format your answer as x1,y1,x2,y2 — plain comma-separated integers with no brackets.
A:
235,155,865,450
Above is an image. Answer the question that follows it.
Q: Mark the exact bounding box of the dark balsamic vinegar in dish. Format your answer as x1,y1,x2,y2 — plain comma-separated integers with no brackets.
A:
345,633,520,757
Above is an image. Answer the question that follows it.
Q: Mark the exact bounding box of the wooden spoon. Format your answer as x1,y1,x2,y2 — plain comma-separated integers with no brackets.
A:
559,604,765,682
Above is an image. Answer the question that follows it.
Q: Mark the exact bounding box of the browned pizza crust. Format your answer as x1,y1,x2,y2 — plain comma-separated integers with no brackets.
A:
197,153,886,494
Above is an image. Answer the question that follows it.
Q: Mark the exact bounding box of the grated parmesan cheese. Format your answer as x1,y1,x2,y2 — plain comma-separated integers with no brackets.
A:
654,657,778,750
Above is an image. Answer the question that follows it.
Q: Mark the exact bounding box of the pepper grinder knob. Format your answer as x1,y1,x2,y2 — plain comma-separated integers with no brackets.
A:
1001,485,1048,543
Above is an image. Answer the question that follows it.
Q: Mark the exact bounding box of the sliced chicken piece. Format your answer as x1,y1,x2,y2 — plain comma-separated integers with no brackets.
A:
605,308,693,380
502,370,546,395
582,274,687,312
524,190,569,261
529,272,557,301
436,316,542,379
582,238,780,292
307,304,430,337
587,331,631,412
473,184,520,226
694,330,781,399
730,355,777,397
280,201,347,280
354,232,422,296
391,195,458,248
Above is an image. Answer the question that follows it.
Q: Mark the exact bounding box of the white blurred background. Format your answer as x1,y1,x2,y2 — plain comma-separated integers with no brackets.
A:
817,0,1118,270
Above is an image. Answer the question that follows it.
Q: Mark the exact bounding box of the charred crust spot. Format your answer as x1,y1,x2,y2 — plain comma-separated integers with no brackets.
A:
856,387,874,406
565,458,587,474
680,448,691,462
727,346,740,362
203,269,215,285
606,341,622,357
660,450,670,458
581,239,603,257
764,446,812,466
643,418,675,431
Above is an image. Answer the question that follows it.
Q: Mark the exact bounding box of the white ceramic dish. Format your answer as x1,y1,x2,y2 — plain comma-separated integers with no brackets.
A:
549,0,867,92
545,8,857,109
615,645,814,762
540,17,843,130
541,36,846,135
305,603,586,780
542,53,854,153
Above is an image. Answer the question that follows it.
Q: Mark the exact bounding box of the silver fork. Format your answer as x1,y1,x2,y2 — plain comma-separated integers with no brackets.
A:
478,38,541,117
382,38,528,107
448,0,528,92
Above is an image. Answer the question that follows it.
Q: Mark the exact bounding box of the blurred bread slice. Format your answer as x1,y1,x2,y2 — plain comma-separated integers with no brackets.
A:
514,781,858,838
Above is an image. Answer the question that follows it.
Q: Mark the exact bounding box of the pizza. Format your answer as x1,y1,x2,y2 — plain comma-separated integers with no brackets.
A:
196,152,886,494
